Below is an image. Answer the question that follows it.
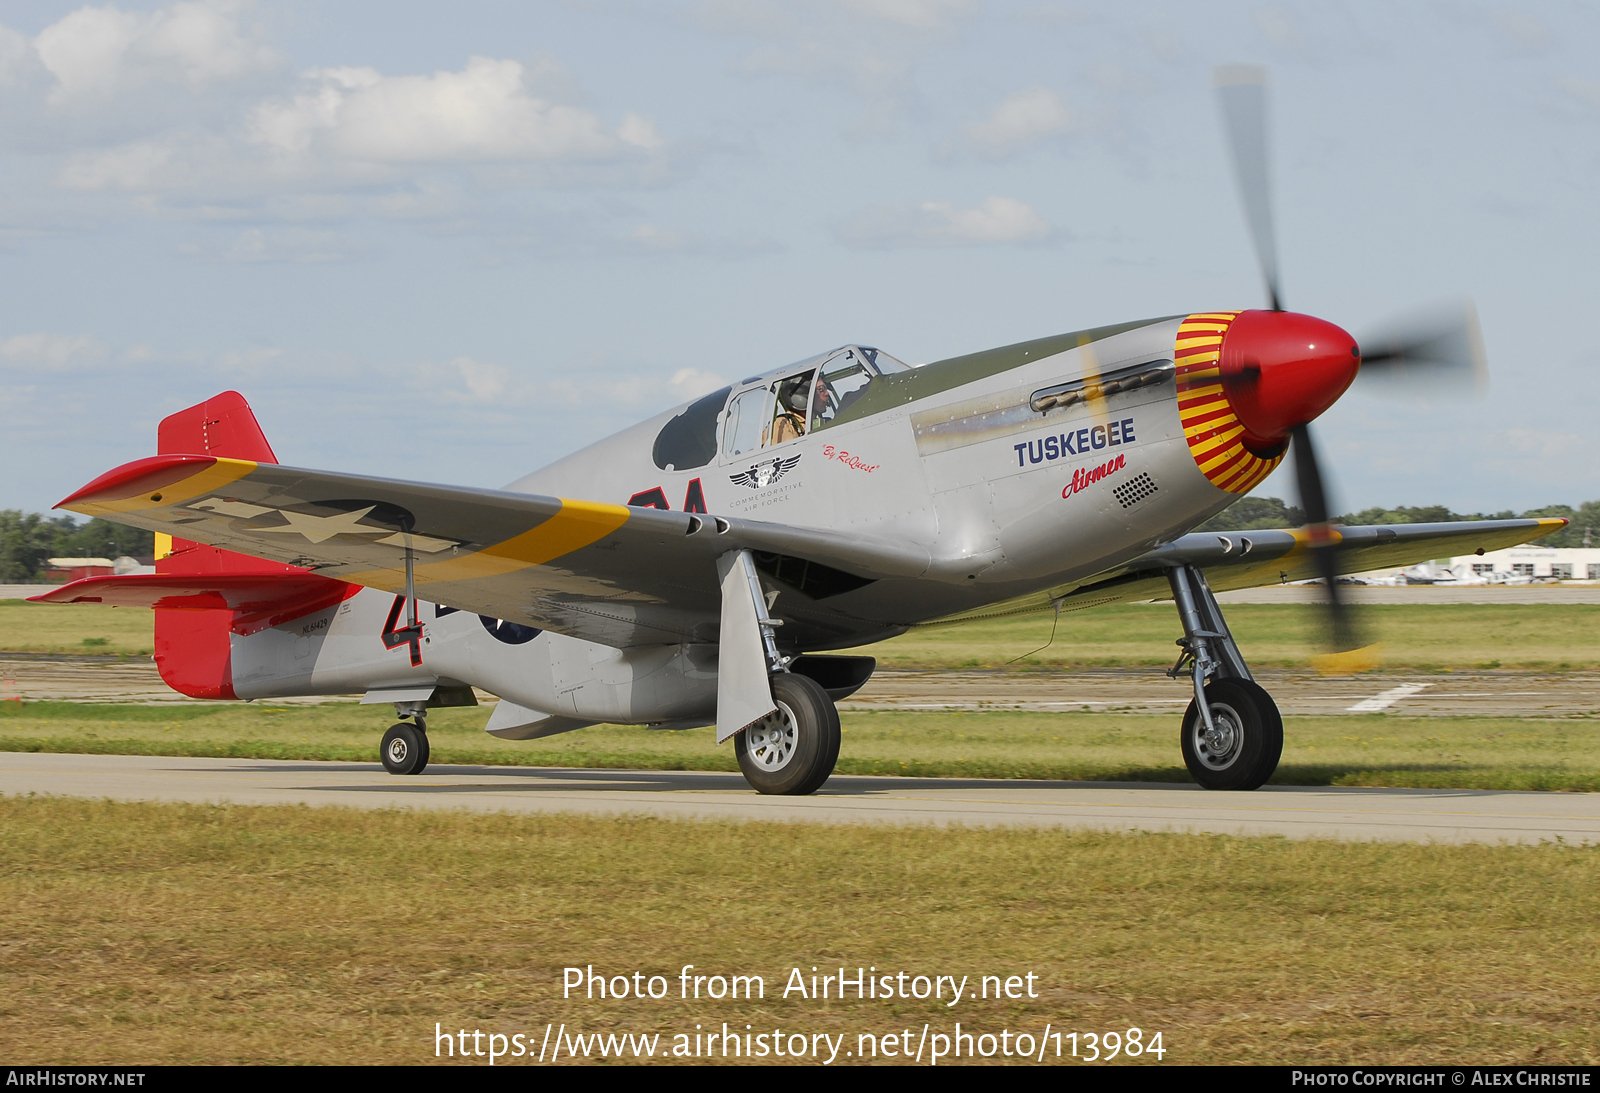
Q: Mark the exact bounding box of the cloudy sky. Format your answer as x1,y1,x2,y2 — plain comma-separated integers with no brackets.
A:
1,0,1595,517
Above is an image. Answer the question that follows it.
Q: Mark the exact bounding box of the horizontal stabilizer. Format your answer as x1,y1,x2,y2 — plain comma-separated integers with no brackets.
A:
29,572,354,636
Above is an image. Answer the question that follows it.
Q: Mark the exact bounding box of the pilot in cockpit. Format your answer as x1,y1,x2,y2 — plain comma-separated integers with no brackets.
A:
768,375,811,445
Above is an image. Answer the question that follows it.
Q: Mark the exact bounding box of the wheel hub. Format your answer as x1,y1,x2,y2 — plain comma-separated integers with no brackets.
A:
747,701,799,772
387,737,409,764
1193,702,1244,770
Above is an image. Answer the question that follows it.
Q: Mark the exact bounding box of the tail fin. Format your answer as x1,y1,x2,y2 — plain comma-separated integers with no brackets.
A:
155,391,301,699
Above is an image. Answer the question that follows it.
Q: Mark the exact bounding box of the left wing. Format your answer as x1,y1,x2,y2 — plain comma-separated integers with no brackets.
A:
924,518,1566,624
57,454,932,648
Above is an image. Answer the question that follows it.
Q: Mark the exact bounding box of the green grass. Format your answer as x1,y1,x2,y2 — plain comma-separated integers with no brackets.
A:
4,700,1599,791
0,796,1595,1064
5,600,1600,668
0,599,153,655
840,602,1600,670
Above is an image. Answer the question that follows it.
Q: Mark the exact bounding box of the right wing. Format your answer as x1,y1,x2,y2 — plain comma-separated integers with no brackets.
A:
923,518,1566,624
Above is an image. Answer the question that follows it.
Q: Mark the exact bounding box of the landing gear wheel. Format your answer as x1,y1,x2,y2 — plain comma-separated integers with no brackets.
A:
381,721,430,776
735,673,841,796
1180,679,1282,791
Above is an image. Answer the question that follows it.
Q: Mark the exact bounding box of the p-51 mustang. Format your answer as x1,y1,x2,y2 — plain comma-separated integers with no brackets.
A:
36,68,1560,794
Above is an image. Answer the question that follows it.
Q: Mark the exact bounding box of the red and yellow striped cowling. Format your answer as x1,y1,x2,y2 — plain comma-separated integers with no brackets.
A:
1173,312,1285,495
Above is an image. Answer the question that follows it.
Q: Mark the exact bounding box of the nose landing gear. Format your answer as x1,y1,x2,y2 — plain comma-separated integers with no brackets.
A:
1179,678,1282,791
1166,564,1282,790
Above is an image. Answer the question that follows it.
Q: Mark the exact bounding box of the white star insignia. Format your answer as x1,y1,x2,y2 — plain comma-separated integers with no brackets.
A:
256,505,380,544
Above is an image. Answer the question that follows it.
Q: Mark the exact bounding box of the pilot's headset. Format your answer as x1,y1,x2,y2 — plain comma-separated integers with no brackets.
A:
782,380,810,414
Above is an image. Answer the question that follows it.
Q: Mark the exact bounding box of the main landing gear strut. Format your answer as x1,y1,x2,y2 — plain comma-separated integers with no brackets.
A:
379,547,431,776
1165,564,1282,791
723,548,842,796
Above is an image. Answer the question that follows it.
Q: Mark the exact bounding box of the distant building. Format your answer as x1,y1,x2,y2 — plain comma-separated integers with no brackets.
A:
1344,546,1600,585
1449,545,1600,582
43,557,115,582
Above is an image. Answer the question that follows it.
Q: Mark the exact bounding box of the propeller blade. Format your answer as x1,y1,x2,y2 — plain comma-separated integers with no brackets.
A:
1215,64,1283,311
1357,300,1488,391
1290,424,1370,663
1289,422,1328,527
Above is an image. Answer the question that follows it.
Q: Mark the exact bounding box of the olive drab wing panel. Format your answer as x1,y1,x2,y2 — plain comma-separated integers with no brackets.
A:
55,454,931,649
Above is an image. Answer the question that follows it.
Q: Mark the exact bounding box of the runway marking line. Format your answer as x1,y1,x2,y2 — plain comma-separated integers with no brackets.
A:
1347,682,1433,712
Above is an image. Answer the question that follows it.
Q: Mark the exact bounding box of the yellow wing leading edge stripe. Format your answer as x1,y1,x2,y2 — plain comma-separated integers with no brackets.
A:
62,454,634,589
347,498,633,588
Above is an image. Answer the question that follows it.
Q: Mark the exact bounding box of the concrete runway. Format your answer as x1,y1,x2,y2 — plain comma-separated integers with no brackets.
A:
3,752,1596,845
5,655,1597,718
843,668,1600,718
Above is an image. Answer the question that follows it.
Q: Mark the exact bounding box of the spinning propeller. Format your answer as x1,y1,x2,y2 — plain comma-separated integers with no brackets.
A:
1211,65,1487,669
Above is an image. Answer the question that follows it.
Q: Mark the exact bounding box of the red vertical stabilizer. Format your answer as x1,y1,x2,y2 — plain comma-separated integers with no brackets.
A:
154,392,300,699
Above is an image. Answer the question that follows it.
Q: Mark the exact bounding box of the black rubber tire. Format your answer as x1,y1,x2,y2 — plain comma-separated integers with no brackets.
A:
380,721,430,776
735,673,841,796
1180,679,1282,791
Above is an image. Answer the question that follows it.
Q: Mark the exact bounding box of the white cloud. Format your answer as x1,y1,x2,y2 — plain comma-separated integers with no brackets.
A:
214,346,281,371
1252,6,1304,53
408,354,730,413
965,88,1075,157
628,224,693,252
0,333,109,368
177,227,370,263
372,180,463,221
450,356,513,402
618,113,664,150
669,367,727,400
1556,78,1600,113
58,140,179,190
34,1,279,102
52,54,669,196
1492,9,1551,55
838,195,1053,248
697,0,972,34
252,57,649,166
0,23,33,86
837,0,974,29
693,0,977,133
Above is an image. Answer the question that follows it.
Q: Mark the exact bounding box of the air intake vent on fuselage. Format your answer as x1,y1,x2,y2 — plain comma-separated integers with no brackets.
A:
1114,472,1158,509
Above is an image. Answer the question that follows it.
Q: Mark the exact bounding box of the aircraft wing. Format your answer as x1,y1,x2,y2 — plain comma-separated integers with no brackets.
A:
57,454,932,648
926,518,1567,624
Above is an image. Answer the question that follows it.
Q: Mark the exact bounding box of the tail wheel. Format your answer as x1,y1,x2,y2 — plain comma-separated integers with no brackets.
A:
735,672,841,796
1180,678,1282,791
381,721,430,776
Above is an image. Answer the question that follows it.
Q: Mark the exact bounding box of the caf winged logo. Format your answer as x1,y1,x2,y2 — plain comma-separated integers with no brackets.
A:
730,454,801,490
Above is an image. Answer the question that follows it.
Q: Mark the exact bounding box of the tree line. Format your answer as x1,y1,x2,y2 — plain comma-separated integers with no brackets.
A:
0,512,156,583
1199,497,1599,547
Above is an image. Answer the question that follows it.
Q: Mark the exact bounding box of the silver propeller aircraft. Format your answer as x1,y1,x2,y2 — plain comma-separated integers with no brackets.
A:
36,67,1560,795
